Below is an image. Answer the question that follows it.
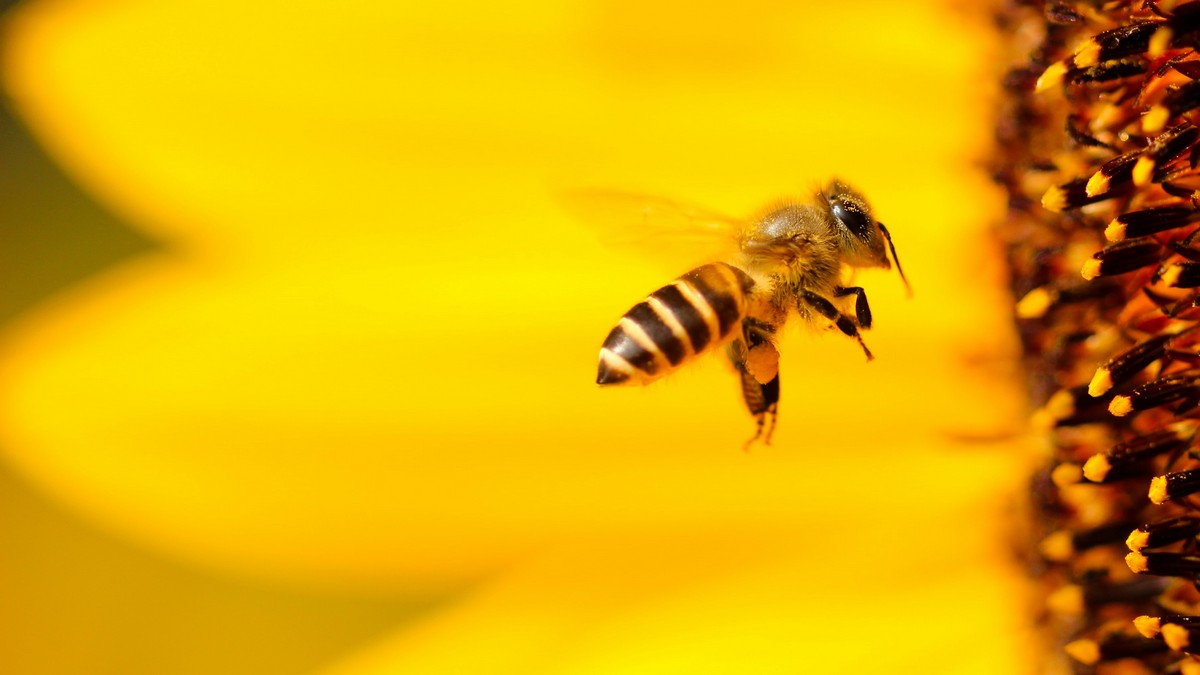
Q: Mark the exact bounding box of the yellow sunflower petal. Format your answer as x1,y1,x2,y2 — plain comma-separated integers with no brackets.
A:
1,0,1022,670
316,448,1030,675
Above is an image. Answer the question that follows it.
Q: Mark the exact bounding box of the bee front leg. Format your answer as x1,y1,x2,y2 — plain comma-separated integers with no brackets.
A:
834,286,871,329
728,323,780,449
800,290,873,361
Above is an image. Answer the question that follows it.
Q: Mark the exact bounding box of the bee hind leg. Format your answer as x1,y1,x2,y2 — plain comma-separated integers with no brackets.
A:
728,322,781,449
739,369,779,450
800,289,873,361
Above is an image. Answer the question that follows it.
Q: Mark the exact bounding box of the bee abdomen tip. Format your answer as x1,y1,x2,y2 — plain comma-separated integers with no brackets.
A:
596,367,626,385
596,353,633,385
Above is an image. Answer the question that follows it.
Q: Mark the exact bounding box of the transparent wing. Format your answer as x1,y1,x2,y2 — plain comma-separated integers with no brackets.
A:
558,189,746,271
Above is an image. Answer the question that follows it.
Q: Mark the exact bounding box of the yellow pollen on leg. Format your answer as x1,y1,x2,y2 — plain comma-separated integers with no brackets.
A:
744,343,779,385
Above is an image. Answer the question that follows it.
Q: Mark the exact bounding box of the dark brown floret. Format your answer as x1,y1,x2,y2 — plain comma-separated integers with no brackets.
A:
1107,206,1196,241
1082,426,1191,482
1082,238,1163,280
1128,515,1200,551
998,1,1200,669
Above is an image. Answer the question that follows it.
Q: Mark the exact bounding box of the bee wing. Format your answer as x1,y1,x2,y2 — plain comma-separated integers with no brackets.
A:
558,189,745,270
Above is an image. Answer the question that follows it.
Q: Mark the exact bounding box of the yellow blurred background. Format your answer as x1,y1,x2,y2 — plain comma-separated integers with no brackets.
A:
0,0,1032,673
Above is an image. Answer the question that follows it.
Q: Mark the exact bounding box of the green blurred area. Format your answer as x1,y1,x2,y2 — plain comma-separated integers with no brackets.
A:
0,82,429,675
0,98,154,324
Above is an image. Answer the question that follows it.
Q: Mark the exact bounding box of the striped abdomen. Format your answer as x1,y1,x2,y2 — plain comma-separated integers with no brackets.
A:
597,262,755,385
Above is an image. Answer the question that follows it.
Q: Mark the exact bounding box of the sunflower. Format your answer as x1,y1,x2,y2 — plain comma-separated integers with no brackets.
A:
0,1,1031,673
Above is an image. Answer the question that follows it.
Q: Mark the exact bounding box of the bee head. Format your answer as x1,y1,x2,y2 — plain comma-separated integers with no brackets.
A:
823,180,884,262
824,180,910,294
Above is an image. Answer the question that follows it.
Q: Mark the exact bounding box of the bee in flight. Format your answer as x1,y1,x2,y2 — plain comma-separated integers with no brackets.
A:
594,179,909,446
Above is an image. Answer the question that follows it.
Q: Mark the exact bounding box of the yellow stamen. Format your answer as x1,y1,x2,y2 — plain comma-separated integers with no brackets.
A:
1041,185,1068,212
1036,60,1068,93
1046,584,1084,615
1162,263,1184,288
1163,623,1191,651
1074,38,1101,68
1088,367,1113,397
1082,454,1112,483
1150,475,1170,504
1144,105,1171,134
1050,463,1083,487
1126,550,1149,573
1126,528,1150,552
1039,531,1075,562
1085,170,1110,196
1064,638,1101,665
1108,395,1133,416
1134,615,1162,639
1149,26,1174,58
1132,155,1155,187
1104,218,1127,241
1016,287,1054,319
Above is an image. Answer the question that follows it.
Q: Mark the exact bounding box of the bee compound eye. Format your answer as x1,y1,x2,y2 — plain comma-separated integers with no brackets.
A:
830,199,871,238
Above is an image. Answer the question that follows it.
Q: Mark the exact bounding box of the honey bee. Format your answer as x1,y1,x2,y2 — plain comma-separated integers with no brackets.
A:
594,179,909,445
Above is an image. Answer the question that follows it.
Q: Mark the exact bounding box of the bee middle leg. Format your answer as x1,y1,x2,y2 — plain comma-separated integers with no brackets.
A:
834,286,871,329
799,289,873,361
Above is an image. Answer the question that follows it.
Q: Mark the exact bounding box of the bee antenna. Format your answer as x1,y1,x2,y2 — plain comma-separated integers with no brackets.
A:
877,222,911,297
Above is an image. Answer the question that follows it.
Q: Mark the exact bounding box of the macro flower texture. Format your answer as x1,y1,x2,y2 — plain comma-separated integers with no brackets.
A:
0,1,1038,674
999,1,1200,673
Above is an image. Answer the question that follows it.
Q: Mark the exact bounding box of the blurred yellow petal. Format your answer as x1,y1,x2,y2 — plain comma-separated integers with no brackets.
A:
1,0,1029,671
318,447,1031,675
